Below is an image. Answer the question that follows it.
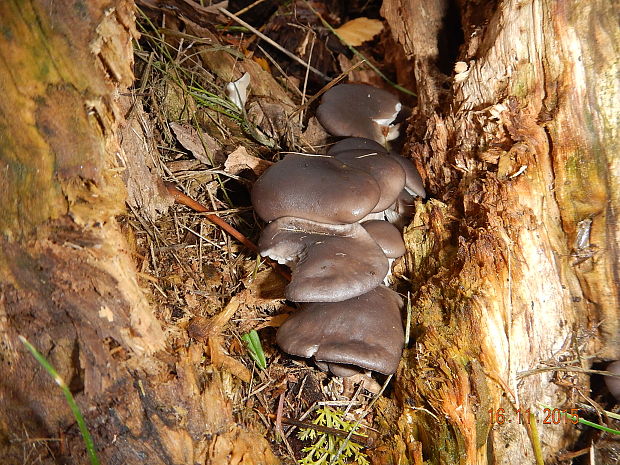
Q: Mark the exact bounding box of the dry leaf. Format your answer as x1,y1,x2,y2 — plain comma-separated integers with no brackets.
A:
209,335,252,383
335,17,384,46
224,146,273,176
170,122,221,165
300,116,329,149
118,97,174,220
255,313,290,330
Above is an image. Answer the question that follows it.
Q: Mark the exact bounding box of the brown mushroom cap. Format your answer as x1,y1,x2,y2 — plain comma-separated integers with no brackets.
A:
251,153,380,224
276,285,405,375
327,137,388,155
258,217,389,302
361,220,406,258
331,149,406,212
316,84,402,143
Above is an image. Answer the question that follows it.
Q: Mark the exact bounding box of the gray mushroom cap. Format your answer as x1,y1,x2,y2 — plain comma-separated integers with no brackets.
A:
258,217,389,302
327,137,388,155
276,285,405,375
328,137,426,199
604,360,620,400
332,149,406,212
316,84,402,143
387,151,426,198
361,220,406,258
251,153,380,224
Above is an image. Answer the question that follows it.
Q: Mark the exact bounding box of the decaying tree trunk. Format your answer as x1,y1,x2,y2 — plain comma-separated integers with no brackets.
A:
0,1,276,464
377,0,619,463
1,0,617,464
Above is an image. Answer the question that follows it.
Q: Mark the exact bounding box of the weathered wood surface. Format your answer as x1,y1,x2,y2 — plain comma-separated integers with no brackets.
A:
0,1,277,464
381,0,619,463
2,0,617,464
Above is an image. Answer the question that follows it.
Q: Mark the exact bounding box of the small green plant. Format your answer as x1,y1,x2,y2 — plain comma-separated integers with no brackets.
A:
241,330,267,369
297,406,369,465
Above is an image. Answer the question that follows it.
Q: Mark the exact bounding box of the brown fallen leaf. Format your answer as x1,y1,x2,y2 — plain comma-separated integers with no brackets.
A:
224,146,273,176
170,122,221,165
255,313,290,330
187,297,252,382
335,17,384,47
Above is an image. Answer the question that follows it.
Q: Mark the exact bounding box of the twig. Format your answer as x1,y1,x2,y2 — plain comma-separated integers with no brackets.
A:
302,0,416,96
517,366,620,379
218,8,330,81
165,181,291,281
275,392,297,460
272,416,372,447
299,31,315,125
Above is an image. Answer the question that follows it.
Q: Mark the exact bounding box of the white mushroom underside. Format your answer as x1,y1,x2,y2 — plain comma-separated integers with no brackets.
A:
372,102,402,141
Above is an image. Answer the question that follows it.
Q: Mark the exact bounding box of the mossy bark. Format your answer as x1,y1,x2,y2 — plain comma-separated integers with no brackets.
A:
379,0,619,463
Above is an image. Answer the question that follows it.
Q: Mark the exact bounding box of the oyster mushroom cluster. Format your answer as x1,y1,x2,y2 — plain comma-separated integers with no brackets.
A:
251,83,425,377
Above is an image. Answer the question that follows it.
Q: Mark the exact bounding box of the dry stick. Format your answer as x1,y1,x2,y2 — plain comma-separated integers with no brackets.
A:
218,7,330,82
256,44,304,98
232,0,270,17
299,33,315,126
275,391,297,460
289,59,366,120
164,182,291,281
302,0,416,97
517,366,620,379
329,375,393,465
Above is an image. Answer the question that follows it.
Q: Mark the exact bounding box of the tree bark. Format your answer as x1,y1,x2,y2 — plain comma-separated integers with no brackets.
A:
2,0,617,464
379,0,619,463
0,1,277,464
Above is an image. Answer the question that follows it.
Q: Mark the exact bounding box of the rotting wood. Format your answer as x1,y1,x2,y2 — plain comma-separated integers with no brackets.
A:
0,1,278,464
2,0,617,464
380,0,619,464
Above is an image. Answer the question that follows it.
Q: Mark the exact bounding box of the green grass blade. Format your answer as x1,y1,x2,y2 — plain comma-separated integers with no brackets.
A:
19,336,101,465
241,330,267,369
539,403,620,435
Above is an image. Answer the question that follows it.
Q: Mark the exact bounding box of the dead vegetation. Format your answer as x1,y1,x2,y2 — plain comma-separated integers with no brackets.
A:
120,1,410,462
2,1,617,464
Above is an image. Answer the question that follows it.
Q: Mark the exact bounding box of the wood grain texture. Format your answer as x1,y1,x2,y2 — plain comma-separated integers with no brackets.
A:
382,0,619,463
0,2,278,464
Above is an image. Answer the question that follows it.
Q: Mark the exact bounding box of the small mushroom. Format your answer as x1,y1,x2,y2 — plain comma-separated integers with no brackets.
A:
328,137,427,199
361,220,406,258
604,360,620,400
259,217,389,302
332,149,406,212
276,285,405,375
316,84,403,143
387,151,426,199
251,153,380,224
